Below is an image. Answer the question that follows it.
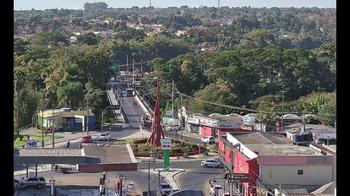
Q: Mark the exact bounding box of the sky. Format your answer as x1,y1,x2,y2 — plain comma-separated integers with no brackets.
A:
14,0,336,10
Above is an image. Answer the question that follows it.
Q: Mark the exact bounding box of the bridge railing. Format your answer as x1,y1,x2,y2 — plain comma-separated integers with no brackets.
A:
134,88,154,115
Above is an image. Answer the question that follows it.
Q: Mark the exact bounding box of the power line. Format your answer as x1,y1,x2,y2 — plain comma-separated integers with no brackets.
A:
174,88,258,113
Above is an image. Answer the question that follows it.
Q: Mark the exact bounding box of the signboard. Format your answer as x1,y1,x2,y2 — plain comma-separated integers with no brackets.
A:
199,117,218,127
187,116,199,124
227,173,250,183
112,63,119,69
162,117,180,126
160,139,172,150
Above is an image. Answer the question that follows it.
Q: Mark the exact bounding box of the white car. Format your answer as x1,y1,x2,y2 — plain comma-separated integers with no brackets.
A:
201,159,223,168
160,182,173,195
201,136,215,144
97,132,111,141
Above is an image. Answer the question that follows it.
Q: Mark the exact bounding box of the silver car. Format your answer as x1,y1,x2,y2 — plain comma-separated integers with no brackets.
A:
201,159,223,168
18,176,46,189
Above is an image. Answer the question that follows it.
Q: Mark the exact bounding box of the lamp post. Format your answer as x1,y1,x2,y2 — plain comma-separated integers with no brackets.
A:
101,105,118,132
280,90,285,132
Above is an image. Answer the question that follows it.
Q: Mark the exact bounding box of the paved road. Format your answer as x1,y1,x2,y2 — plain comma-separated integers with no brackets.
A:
178,167,224,196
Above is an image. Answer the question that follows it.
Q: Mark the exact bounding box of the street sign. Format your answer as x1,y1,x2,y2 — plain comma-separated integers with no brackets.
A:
227,173,250,183
160,139,171,150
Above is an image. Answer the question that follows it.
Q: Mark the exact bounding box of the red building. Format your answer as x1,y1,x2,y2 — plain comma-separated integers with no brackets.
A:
218,132,335,196
219,134,259,196
186,113,242,138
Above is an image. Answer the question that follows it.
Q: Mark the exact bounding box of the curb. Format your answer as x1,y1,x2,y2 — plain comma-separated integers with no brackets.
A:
172,169,185,190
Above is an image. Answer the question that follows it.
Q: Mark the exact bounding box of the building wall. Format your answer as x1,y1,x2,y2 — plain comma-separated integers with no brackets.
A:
260,165,333,185
200,125,213,137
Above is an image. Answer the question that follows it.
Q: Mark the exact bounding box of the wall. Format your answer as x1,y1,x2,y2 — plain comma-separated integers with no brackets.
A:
260,165,333,185
200,125,213,137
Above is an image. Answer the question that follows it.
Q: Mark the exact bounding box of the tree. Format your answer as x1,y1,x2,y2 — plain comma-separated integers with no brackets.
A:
57,82,84,108
77,32,99,45
191,79,238,114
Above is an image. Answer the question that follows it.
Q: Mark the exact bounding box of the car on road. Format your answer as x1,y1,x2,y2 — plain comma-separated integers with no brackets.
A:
201,136,215,144
17,176,46,189
209,184,222,195
160,182,173,195
81,135,92,143
201,159,223,168
97,132,111,141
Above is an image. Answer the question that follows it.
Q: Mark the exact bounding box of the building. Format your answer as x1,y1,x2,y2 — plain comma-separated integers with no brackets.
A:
218,132,336,196
284,123,336,145
186,113,241,138
37,108,94,131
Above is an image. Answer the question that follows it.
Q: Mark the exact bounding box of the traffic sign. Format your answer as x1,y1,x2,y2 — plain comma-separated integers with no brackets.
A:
227,173,250,183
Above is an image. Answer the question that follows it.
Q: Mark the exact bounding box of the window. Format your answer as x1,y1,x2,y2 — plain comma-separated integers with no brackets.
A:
297,170,303,175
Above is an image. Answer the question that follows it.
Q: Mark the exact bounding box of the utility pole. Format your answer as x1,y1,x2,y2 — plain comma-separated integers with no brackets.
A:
126,54,129,77
171,80,175,118
281,90,285,132
133,59,135,83
148,162,151,196
157,170,161,196
86,103,89,135
52,109,55,149
119,176,124,196
41,110,44,148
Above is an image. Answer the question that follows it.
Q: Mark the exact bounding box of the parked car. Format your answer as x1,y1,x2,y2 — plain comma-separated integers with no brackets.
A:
201,136,215,144
160,182,173,195
17,176,46,189
97,132,111,141
81,135,92,143
209,184,222,195
201,159,223,168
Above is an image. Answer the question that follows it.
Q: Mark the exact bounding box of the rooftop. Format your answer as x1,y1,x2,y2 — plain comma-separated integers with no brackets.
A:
84,144,136,164
247,144,318,156
284,123,336,134
232,132,292,145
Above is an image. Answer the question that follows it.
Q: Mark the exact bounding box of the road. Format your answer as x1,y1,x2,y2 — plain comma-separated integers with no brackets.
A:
15,159,221,196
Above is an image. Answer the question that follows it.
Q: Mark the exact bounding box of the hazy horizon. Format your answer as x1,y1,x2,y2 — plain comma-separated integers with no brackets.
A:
14,0,336,10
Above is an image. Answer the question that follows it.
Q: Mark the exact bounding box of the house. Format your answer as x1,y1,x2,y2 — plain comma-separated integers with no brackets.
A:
37,108,94,132
218,132,336,196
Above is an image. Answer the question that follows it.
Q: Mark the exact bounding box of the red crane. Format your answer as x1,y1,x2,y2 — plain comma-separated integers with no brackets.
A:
148,78,164,146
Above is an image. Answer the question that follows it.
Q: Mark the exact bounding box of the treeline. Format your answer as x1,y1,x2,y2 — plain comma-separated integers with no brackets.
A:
14,4,335,50
143,45,336,125
13,34,192,131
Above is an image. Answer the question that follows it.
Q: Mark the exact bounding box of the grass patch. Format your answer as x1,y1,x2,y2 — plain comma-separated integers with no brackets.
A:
13,134,60,149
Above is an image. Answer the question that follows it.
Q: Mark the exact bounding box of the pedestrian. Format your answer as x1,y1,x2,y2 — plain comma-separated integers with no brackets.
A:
66,140,70,148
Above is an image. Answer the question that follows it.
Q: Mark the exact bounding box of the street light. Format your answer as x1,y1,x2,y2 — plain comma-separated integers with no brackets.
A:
279,90,286,132
101,105,119,132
